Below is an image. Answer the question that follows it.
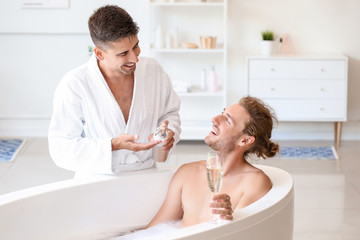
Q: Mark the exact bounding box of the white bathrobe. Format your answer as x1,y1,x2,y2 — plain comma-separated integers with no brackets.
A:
48,55,181,175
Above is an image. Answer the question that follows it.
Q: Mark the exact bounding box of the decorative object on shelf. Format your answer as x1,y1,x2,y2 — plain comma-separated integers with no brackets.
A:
261,30,274,55
200,68,207,91
278,34,295,55
200,36,217,49
183,42,199,49
207,66,218,92
172,81,190,93
165,29,179,49
154,25,164,48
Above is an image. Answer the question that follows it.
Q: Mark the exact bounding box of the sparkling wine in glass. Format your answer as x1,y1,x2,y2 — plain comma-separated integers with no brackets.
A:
206,150,223,222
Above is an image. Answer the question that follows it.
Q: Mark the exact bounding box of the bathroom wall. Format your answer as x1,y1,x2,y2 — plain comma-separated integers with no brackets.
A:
0,0,359,140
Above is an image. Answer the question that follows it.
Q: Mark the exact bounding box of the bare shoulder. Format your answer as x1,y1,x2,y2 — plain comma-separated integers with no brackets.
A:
243,166,272,194
172,161,205,180
232,165,272,210
175,160,205,175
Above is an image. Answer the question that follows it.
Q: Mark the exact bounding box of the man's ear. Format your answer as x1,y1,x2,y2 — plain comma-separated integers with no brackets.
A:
94,46,104,60
238,135,255,147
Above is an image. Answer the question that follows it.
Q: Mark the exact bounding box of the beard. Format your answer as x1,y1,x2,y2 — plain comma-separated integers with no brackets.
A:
205,133,243,153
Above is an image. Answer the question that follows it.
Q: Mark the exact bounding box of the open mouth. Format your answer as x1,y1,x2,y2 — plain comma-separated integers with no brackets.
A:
124,63,135,68
211,126,219,136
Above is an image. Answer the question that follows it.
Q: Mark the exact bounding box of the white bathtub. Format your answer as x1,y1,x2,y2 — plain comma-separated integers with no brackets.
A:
0,165,294,240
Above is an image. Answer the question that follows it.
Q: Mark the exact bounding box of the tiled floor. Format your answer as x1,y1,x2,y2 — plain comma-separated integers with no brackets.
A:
0,138,359,239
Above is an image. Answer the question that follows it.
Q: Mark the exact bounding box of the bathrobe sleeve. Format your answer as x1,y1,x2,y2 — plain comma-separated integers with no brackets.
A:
155,64,181,145
48,74,114,174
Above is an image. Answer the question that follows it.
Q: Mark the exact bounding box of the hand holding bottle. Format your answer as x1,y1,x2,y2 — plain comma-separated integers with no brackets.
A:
150,120,175,151
151,120,175,162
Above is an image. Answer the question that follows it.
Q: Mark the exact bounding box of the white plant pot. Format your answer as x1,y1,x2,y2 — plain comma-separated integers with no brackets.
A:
261,40,274,55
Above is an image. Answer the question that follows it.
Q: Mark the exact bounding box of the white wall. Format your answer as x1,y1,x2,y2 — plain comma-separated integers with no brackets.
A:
0,0,359,140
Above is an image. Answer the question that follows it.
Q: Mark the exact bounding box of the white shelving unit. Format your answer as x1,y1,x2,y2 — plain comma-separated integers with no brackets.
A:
149,0,227,140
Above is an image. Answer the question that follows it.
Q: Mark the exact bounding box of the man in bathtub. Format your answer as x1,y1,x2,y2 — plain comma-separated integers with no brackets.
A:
147,96,279,227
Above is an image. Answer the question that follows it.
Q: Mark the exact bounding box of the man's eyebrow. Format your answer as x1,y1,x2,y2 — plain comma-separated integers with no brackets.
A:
223,108,233,122
133,40,139,48
225,112,233,122
116,41,139,56
117,50,128,56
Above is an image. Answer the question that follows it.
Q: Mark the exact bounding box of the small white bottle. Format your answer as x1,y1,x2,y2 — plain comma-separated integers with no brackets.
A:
200,68,207,91
152,121,169,162
165,32,172,49
207,66,218,92
171,29,179,49
154,25,164,49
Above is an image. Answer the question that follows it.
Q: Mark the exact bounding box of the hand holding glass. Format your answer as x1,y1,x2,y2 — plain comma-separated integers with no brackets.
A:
206,151,223,222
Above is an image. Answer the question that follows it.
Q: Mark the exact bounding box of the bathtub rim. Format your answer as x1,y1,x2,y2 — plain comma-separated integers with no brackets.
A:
0,167,174,206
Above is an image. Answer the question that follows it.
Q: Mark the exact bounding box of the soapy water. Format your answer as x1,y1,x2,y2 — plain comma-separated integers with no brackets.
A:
110,221,181,240
68,219,229,240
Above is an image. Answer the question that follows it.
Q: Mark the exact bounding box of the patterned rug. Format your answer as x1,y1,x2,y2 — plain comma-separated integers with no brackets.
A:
0,139,26,162
279,146,338,160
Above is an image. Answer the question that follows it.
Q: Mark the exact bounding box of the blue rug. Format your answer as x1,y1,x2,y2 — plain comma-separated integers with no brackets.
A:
280,146,337,160
0,139,25,162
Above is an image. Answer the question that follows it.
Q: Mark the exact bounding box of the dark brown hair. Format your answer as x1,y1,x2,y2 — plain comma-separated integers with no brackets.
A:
239,96,279,159
88,5,139,49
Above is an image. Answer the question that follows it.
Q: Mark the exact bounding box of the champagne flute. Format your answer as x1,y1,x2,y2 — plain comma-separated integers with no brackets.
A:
206,150,223,222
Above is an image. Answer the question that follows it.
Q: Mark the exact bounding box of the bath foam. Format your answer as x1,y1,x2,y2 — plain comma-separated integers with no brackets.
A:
111,221,182,240
110,220,229,240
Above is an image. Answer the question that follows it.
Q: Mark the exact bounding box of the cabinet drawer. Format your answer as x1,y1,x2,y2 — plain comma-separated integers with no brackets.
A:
249,80,345,99
248,59,346,80
265,99,346,121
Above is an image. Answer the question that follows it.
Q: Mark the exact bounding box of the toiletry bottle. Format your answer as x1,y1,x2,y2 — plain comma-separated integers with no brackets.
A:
154,25,164,49
152,121,169,162
208,66,217,92
200,68,207,91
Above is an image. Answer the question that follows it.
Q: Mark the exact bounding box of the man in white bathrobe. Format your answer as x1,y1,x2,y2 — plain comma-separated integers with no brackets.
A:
48,5,181,176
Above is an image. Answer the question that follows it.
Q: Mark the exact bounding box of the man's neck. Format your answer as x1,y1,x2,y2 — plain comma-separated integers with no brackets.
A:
221,150,249,177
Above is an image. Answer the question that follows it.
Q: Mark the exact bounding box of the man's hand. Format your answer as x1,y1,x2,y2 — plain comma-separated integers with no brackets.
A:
210,193,233,220
112,134,161,152
148,120,175,151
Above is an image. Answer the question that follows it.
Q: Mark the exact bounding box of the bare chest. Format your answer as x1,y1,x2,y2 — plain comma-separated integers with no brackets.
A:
108,81,134,123
181,175,244,226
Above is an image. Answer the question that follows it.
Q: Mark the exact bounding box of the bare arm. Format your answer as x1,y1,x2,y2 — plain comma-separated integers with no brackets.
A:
146,166,186,228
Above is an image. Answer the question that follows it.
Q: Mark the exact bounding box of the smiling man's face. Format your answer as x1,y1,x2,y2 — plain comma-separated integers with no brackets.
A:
204,103,250,153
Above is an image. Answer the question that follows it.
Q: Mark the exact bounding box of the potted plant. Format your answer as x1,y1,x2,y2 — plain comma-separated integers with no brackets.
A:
261,30,274,55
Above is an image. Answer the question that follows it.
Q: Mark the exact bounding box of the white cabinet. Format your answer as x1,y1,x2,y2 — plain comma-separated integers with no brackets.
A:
247,55,348,147
149,0,227,140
